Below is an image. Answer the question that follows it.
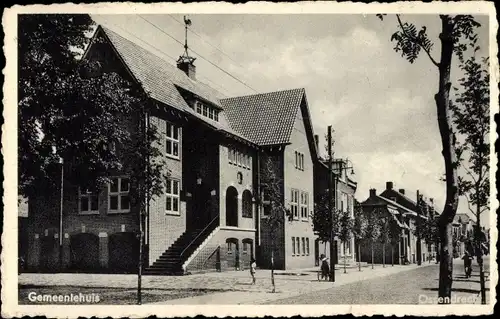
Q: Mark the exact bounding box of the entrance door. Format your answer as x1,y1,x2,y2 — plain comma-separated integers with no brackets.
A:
225,187,238,227
189,182,211,230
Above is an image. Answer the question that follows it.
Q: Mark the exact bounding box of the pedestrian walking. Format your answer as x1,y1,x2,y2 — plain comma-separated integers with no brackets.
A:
250,257,256,284
319,254,330,281
462,249,473,278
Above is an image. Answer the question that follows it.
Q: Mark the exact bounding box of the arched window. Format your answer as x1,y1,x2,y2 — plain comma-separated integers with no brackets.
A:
226,187,238,227
242,190,253,218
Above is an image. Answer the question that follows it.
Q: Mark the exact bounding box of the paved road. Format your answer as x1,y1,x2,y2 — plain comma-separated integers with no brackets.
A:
269,258,490,304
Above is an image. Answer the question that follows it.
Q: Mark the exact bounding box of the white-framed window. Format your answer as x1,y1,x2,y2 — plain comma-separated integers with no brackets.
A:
300,191,309,220
296,237,301,255
202,104,208,117
292,237,296,255
291,189,299,220
208,107,214,120
108,177,130,213
306,238,310,256
166,178,180,215
79,188,99,214
214,111,219,122
228,148,234,164
196,101,202,114
166,122,180,159
295,151,304,170
302,237,306,255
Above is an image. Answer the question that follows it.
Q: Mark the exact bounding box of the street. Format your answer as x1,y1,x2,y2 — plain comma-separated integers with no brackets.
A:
269,258,490,304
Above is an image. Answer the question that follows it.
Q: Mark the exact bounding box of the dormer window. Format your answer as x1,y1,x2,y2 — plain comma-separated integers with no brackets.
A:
195,101,219,122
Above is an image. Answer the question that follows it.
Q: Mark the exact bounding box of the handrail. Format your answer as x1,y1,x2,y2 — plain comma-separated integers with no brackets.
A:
180,214,219,259
200,245,221,270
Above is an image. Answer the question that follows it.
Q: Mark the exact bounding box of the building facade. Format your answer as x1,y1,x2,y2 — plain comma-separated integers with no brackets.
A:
22,25,320,274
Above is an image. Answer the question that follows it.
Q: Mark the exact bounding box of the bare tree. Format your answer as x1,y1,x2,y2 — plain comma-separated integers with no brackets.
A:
338,209,354,273
353,204,368,271
377,14,483,301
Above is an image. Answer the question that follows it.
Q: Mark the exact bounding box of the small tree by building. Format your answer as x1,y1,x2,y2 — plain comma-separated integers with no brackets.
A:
352,204,368,271
365,209,381,269
388,216,402,266
378,215,391,268
261,157,285,293
312,190,340,262
338,209,354,273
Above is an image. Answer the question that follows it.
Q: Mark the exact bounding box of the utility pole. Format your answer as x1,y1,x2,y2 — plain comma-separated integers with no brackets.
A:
416,190,422,266
327,125,335,282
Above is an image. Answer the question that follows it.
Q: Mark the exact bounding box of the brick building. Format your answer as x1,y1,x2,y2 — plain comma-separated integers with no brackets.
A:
359,182,433,265
23,25,319,274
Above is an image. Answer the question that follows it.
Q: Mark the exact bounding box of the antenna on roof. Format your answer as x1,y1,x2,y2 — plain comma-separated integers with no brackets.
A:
177,15,196,65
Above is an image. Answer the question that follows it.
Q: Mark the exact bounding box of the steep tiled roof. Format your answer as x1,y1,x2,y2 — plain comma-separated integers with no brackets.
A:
96,26,253,143
220,88,305,145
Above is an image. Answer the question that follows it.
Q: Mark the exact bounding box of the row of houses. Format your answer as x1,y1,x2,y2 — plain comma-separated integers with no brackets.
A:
18,24,472,275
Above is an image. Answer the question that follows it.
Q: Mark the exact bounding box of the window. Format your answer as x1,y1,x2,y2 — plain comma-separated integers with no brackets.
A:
108,177,130,213
243,241,249,254
242,190,253,218
295,151,304,170
300,191,309,220
208,107,214,120
227,240,236,255
292,237,296,255
291,189,299,220
306,238,310,256
228,149,234,164
214,111,219,122
296,237,301,255
166,122,180,158
196,102,202,114
166,178,180,215
79,189,98,214
202,104,208,117
302,238,306,255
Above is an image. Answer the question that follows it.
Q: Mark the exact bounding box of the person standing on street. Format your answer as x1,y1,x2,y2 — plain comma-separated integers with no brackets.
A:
250,257,256,285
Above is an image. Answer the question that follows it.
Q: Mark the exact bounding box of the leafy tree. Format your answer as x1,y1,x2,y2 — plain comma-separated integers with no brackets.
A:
261,157,286,293
312,190,340,257
338,209,353,273
377,13,483,302
378,215,391,268
388,215,402,266
364,209,381,269
18,15,167,304
452,54,490,304
352,204,368,271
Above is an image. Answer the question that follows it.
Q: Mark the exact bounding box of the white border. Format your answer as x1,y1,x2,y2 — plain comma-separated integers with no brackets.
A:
2,1,498,318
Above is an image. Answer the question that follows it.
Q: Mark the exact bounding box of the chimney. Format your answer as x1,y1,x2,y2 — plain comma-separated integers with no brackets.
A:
177,61,196,80
369,188,376,197
314,135,319,151
386,181,393,190
398,189,405,195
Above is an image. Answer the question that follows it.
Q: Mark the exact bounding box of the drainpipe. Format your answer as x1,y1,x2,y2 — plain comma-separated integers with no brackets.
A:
256,150,261,248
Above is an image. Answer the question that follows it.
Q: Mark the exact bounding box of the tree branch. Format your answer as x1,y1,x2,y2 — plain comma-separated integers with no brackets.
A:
463,164,478,184
396,14,440,67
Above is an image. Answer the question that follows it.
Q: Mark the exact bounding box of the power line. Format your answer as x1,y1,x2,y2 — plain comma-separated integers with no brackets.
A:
168,14,247,70
99,20,234,97
138,15,258,93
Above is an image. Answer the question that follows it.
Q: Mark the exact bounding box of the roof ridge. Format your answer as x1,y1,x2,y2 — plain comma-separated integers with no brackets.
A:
221,87,305,101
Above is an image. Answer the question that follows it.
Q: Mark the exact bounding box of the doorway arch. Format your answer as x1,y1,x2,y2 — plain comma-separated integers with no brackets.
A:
226,186,238,227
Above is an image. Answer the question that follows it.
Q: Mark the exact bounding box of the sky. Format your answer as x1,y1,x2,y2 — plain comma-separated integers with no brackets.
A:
91,13,491,225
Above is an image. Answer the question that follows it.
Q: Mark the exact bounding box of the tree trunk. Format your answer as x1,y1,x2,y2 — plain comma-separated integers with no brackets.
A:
358,242,361,271
476,191,486,304
371,241,374,269
391,244,394,267
343,242,347,273
271,244,276,293
435,15,461,303
382,243,386,268
137,212,143,305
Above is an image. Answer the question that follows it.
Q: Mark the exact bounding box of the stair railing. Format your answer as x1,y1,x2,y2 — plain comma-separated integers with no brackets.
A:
200,245,221,272
180,214,220,261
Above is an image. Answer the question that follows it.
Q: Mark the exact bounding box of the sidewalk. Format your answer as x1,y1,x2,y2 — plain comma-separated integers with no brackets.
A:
19,262,435,305
153,263,436,304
